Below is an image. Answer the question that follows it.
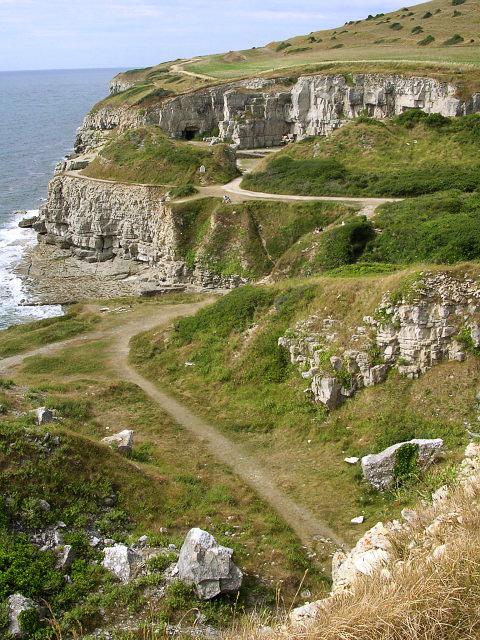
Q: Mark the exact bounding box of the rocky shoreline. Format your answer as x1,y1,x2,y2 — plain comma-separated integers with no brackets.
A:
14,243,192,306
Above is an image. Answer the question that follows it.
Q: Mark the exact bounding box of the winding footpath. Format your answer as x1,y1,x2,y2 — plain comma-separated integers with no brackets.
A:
0,301,347,551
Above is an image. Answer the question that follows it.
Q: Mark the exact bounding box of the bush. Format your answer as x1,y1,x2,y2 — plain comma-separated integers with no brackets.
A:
170,184,198,198
452,0,466,5
443,34,464,45
315,220,375,271
147,553,177,573
418,35,435,45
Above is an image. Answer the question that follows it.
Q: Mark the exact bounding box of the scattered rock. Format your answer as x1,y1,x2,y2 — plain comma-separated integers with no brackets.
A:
7,594,36,638
55,545,76,570
176,528,243,600
344,456,359,464
351,516,365,524
101,429,134,455
34,407,54,426
289,599,329,626
361,438,443,491
102,544,141,583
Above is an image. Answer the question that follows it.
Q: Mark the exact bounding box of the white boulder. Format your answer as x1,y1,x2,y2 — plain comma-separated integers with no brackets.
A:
7,594,36,638
102,544,140,583
101,429,134,455
34,407,54,426
176,528,242,600
361,438,443,491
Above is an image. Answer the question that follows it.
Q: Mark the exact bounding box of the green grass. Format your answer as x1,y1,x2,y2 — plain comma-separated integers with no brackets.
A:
169,198,355,280
129,276,473,544
0,307,100,358
242,113,480,197
0,299,327,635
83,126,238,186
365,190,480,264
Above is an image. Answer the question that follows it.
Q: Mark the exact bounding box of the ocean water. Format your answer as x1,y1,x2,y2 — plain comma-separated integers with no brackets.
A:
0,68,120,329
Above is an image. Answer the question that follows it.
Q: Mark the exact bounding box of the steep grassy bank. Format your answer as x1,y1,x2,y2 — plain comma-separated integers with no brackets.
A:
243,113,480,197
170,198,356,280
130,273,476,543
83,127,238,187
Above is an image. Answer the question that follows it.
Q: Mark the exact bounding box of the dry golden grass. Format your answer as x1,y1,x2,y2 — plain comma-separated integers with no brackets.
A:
225,468,480,640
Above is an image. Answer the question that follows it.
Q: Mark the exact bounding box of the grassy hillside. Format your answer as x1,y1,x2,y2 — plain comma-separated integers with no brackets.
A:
82,127,238,187
243,112,480,197
130,272,475,545
170,198,356,280
0,296,325,638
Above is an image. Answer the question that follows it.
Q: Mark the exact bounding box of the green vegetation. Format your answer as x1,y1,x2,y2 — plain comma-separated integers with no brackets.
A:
131,275,472,544
365,191,480,265
0,296,326,635
418,34,435,45
243,114,480,198
0,307,100,358
170,198,354,280
83,127,238,187
443,33,464,45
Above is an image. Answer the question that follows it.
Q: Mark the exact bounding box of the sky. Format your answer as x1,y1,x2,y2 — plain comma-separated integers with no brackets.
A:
0,0,405,72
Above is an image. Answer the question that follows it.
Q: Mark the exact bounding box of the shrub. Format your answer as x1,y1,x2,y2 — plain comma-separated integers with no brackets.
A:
147,553,177,573
393,443,419,486
315,220,375,271
452,0,466,5
170,184,198,198
389,22,403,30
418,35,435,45
443,34,464,45
275,41,291,52
421,11,433,18
411,25,423,34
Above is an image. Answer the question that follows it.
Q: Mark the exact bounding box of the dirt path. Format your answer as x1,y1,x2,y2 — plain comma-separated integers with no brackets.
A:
0,302,347,551
170,59,217,82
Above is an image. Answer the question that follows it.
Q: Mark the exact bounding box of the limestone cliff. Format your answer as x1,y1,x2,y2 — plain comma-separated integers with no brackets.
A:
36,174,247,289
77,73,480,152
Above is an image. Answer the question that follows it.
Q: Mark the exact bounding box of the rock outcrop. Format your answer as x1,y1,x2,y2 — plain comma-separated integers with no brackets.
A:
361,438,443,491
280,272,480,409
290,443,480,629
77,73,480,152
36,174,247,289
176,528,243,600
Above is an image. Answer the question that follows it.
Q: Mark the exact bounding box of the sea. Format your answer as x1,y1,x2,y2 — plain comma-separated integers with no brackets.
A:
0,68,121,330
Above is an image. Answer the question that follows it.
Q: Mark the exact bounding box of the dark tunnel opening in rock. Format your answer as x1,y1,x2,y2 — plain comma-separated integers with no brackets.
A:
183,127,200,141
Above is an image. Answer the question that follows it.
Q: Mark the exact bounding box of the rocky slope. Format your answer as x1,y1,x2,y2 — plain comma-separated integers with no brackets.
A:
77,73,480,152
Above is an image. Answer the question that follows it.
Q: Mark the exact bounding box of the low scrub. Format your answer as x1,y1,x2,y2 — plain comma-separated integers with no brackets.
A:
365,191,480,264
242,114,480,198
83,126,239,186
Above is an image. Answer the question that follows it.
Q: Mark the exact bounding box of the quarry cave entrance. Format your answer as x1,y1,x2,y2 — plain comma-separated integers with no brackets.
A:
183,126,199,141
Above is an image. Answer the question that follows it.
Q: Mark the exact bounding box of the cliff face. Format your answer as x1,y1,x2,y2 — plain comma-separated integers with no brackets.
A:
77,73,480,152
37,174,247,288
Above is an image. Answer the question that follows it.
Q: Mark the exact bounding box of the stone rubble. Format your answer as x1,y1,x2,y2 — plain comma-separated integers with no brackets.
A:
279,272,480,409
